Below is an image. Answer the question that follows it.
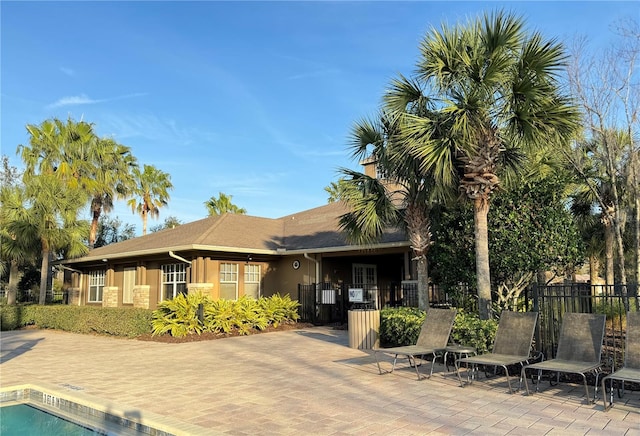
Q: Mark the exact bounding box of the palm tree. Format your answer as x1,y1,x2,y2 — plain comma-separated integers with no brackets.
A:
325,179,350,203
87,138,138,248
128,164,173,235
0,185,39,305
339,114,438,310
204,192,247,216
18,117,96,184
568,129,632,288
384,10,580,319
6,174,89,304
17,117,138,247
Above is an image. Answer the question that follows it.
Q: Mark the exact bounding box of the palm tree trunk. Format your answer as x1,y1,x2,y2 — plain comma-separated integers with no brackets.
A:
474,198,492,320
417,256,429,310
604,222,614,286
589,255,600,296
142,210,148,235
89,199,102,248
39,247,50,305
7,259,20,305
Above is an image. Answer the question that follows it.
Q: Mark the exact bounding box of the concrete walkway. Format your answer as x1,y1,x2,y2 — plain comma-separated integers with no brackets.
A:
1,327,638,435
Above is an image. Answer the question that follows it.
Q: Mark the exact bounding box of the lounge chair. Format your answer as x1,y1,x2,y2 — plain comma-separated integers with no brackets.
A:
522,312,606,404
374,308,457,380
601,311,640,411
455,311,538,394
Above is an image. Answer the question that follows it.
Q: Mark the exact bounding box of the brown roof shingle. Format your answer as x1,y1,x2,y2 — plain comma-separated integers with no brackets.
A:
70,202,408,262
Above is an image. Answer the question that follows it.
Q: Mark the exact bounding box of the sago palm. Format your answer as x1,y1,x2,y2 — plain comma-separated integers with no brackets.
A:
384,10,580,319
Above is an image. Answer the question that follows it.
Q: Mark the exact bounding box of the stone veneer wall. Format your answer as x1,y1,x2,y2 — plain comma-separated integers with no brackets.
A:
133,285,151,309
187,283,214,298
102,286,119,308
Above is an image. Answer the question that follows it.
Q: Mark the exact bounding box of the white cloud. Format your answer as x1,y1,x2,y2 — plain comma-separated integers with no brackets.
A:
48,94,97,108
46,92,146,109
99,112,217,148
59,67,76,76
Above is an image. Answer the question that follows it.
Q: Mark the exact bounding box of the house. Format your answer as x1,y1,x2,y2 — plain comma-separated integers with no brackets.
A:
59,201,416,314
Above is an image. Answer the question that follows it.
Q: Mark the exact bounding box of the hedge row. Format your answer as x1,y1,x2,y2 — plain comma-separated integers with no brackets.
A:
380,307,499,354
0,305,153,338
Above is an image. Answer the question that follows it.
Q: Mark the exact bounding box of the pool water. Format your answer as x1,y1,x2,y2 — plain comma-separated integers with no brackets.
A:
0,403,100,435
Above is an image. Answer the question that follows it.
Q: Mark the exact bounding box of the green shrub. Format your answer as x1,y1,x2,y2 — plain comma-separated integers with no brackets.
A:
151,293,301,337
379,307,498,353
152,292,207,337
0,304,153,337
259,293,300,328
450,310,498,354
380,307,425,347
0,305,21,330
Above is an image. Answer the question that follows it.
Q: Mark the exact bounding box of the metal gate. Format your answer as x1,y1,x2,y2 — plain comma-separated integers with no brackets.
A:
298,283,345,325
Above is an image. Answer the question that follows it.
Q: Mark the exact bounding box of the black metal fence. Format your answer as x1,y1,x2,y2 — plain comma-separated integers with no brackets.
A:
298,281,639,371
0,289,68,304
297,281,446,324
526,283,639,371
298,283,345,325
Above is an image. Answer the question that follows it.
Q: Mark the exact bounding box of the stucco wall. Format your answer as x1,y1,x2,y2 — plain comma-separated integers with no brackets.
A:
75,249,409,309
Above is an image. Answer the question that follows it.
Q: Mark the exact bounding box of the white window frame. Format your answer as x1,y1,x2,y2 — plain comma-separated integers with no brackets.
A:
244,264,261,299
88,270,105,303
162,263,187,301
220,262,238,300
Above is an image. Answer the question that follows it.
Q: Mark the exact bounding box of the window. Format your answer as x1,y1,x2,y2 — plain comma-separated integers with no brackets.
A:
162,263,187,300
89,270,105,302
220,263,238,300
244,264,261,299
352,264,377,287
352,263,378,308
123,267,136,304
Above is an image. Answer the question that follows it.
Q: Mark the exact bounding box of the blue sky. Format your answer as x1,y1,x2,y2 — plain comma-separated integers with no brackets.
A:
1,1,637,235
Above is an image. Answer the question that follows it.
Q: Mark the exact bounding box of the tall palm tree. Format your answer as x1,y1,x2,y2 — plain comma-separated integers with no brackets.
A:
384,10,580,319
339,114,438,310
87,138,138,248
128,164,173,235
204,192,247,216
17,117,138,247
18,117,96,185
568,129,632,287
6,174,89,304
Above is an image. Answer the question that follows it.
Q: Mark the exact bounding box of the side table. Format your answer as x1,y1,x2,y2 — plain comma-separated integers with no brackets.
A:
444,344,476,372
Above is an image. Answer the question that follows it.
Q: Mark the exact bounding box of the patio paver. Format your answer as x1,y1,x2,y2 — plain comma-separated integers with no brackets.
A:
1,326,638,435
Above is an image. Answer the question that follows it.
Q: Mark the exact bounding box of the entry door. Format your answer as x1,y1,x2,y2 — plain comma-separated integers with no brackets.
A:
352,264,378,308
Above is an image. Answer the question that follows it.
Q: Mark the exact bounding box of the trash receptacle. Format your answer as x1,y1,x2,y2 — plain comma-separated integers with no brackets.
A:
348,309,380,349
